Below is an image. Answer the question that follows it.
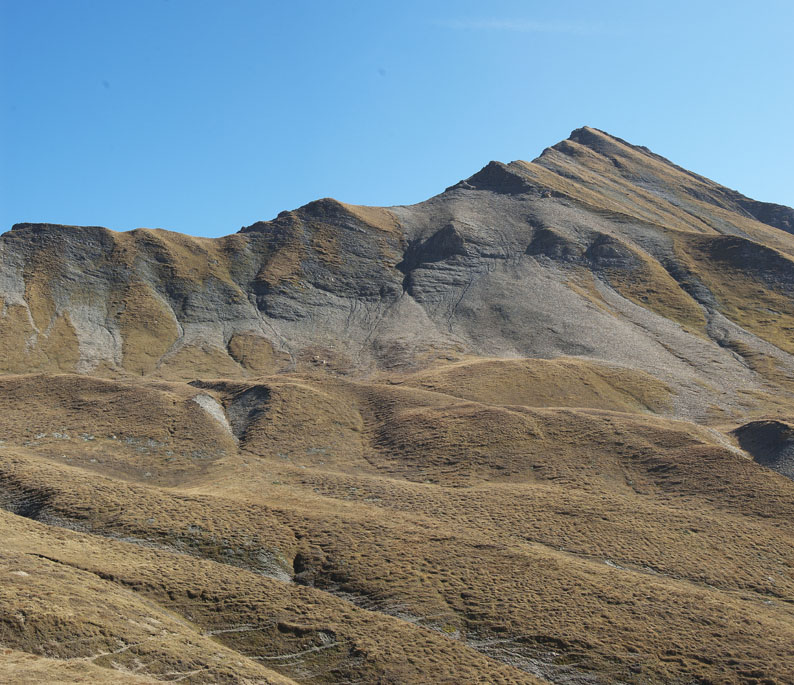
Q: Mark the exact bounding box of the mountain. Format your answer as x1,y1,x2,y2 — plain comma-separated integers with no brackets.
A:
4,127,794,419
2,128,794,684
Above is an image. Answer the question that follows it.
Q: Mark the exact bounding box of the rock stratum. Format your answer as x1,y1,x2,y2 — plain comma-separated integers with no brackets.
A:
2,127,794,683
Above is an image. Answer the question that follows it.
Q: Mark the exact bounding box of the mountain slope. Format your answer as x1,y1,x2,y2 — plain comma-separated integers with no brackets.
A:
3,127,794,421
2,128,794,684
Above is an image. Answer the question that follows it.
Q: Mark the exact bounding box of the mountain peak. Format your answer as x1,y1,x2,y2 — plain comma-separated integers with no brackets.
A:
568,125,618,143
449,160,536,195
547,125,644,161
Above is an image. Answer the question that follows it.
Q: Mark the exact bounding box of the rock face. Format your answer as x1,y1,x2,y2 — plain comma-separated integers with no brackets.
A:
734,419,794,479
3,126,794,419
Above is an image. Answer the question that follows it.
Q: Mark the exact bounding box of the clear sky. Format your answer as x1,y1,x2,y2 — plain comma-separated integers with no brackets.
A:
2,0,792,238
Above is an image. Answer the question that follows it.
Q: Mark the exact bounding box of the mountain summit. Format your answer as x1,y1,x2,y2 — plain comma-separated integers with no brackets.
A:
3,129,794,684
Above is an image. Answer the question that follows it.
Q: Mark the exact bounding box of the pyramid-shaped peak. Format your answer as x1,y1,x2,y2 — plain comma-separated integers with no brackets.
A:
568,125,617,144
557,126,646,157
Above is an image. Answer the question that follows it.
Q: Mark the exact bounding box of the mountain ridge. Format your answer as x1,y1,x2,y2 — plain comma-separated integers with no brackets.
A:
11,127,794,238
4,127,794,425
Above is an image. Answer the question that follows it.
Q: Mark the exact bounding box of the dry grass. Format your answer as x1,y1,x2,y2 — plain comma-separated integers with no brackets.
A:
675,233,794,355
117,281,180,375
1,368,794,683
601,255,707,334
0,301,80,376
227,333,291,376
338,203,401,235
0,374,237,485
4,127,794,683
0,648,162,684
398,356,672,413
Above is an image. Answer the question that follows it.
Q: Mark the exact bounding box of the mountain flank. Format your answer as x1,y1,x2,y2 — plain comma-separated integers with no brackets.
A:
4,128,794,421
2,128,794,684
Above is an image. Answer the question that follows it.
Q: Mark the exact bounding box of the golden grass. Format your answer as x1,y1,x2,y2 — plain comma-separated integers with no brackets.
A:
602,254,707,334
675,234,794,354
0,303,80,375
309,221,342,267
2,368,794,682
0,374,238,485
0,300,40,373
0,503,542,684
117,281,179,375
227,333,291,376
155,342,244,380
339,203,401,235
0,648,162,684
22,249,59,333
38,313,81,372
399,356,672,413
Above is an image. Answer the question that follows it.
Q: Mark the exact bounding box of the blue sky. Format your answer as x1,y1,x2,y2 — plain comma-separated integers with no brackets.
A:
2,0,792,237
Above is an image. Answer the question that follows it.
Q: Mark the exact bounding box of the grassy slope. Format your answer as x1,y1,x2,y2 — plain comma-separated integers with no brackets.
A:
1,369,794,683
4,130,794,682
